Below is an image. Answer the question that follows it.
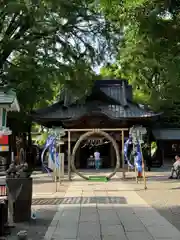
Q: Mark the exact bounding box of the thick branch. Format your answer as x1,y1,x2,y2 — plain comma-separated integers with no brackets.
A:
0,15,32,69
4,12,20,39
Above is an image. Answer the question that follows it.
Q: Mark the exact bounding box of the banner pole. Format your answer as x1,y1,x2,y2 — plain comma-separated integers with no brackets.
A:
59,143,61,186
140,144,147,190
54,146,58,192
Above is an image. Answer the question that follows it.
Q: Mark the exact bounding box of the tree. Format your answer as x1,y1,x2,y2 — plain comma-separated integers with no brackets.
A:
0,0,117,84
0,0,120,170
99,0,180,126
1,0,118,133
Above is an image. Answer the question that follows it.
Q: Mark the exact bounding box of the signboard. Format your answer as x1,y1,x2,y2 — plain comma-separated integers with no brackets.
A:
0,135,8,145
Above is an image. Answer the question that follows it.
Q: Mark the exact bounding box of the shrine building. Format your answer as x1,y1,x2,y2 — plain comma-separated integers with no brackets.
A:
32,79,161,172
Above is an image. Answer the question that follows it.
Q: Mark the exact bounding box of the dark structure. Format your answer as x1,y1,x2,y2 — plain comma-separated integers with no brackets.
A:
32,80,161,169
32,80,160,128
152,128,180,165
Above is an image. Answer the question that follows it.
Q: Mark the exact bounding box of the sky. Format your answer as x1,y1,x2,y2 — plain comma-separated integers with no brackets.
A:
93,64,103,74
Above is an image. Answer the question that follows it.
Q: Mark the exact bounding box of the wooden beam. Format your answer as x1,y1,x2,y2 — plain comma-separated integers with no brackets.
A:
68,131,71,180
121,130,125,179
64,128,129,132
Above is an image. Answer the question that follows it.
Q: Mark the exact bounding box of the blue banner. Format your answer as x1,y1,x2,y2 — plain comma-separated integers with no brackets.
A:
134,142,142,173
124,137,142,173
41,135,60,174
124,137,134,169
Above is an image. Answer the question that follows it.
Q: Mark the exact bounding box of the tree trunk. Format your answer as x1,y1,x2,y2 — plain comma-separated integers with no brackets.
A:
27,123,32,147
6,117,17,166
26,122,35,173
22,132,26,143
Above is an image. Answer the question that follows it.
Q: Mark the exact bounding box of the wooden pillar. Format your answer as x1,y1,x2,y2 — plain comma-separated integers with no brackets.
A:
121,130,125,179
160,141,164,166
76,145,80,168
162,148,164,166
140,144,147,190
68,131,71,181
110,143,114,167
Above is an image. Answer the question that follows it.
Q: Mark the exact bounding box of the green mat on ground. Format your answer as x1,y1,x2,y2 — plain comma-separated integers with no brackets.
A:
88,176,108,182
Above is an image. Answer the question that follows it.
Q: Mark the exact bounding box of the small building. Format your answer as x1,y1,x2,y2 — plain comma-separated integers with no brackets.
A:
32,80,160,170
0,88,20,172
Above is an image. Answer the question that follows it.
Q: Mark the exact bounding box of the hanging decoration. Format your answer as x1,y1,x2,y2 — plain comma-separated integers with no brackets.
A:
124,137,134,169
129,125,147,145
41,135,56,174
41,127,65,175
134,142,143,173
124,125,147,174
126,125,147,189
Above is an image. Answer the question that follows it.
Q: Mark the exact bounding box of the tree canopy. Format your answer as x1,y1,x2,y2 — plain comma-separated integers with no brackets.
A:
1,0,118,133
100,0,180,126
4,0,180,131
1,0,115,71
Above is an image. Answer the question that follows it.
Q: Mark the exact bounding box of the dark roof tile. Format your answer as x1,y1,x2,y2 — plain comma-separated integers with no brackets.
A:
32,79,161,122
33,103,160,121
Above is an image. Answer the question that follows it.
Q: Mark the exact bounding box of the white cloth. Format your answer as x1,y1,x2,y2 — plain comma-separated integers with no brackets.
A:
173,160,180,169
94,151,100,160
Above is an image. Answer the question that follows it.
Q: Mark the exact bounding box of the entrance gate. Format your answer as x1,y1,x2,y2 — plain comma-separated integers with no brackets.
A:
66,128,128,180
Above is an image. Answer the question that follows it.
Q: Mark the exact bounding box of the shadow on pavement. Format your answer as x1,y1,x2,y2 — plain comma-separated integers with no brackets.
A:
7,206,57,240
152,205,180,232
6,199,180,239
32,196,127,205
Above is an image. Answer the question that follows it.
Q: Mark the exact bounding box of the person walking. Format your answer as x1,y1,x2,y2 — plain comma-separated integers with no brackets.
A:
94,149,100,170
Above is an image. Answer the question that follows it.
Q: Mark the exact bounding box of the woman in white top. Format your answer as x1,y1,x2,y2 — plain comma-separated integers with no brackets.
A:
94,150,100,170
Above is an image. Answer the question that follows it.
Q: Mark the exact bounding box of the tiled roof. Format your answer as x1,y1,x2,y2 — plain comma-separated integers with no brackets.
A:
58,80,130,107
32,79,160,122
0,90,20,111
100,104,159,119
33,102,160,121
0,91,15,104
100,84,127,106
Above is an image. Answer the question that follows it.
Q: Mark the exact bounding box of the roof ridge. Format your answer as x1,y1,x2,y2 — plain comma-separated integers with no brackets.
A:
122,81,128,107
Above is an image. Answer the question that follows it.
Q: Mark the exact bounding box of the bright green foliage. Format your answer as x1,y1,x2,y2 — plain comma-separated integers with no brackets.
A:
100,0,180,126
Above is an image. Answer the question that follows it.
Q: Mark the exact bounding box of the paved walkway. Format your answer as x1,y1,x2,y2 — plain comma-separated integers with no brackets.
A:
44,178,180,240
7,174,70,240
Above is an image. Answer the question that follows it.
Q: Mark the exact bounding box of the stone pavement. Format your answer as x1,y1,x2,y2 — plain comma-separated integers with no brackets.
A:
115,167,180,232
7,174,70,240
44,177,180,240
135,173,180,232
